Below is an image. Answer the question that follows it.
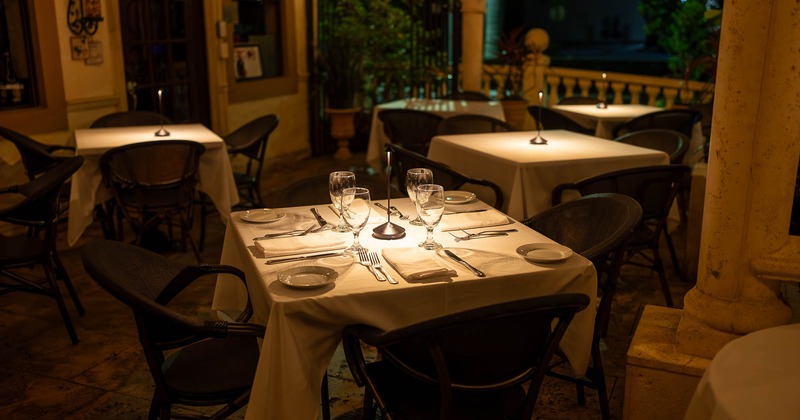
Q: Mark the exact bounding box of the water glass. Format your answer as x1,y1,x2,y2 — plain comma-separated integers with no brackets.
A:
415,184,445,250
341,187,371,254
406,168,433,226
329,171,355,232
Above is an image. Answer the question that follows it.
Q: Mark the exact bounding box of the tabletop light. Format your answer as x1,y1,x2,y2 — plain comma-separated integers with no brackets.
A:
597,73,608,109
155,89,170,137
373,149,406,239
530,91,548,145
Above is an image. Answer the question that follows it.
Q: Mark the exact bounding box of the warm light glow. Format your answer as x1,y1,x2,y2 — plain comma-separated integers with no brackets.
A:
538,91,543,102
158,89,163,99
602,72,607,80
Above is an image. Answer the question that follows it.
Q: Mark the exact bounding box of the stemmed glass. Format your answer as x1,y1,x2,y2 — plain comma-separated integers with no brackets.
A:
329,171,356,232
406,168,434,226
341,187,371,254
415,184,445,250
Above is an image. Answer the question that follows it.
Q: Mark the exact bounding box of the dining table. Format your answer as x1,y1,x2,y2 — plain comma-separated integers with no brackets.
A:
426,129,670,221
551,104,706,164
366,98,507,171
66,123,239,246
212,197,597,419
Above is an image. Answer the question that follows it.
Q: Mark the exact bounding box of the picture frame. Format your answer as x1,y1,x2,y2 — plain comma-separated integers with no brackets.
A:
70,36,89,60
233,44,263,80
85,40,103,65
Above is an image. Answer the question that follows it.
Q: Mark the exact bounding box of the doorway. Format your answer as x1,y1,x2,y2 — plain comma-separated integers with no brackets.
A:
118,0,210,125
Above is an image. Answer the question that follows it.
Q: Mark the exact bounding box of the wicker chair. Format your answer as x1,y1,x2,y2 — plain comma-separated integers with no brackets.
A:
386,143,504,210
552,165,691,308
522,193,642,420
343,293,589,419
90,111,172,128
611,109,702,139
613,129,689,164
435,114,515,135
224,114,279,208
527,105,595,135
379,109,443,156
81,239,264,419
0,157,85,344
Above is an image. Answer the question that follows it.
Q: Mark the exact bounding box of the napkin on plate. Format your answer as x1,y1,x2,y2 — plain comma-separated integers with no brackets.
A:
439,209,511,231
255,232,347,258
382,248,457,281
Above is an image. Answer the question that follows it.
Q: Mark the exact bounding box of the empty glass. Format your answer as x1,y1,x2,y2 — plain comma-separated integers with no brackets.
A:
406,168,434,226
415,184,445,250
329,171,356,232
341,187,371,254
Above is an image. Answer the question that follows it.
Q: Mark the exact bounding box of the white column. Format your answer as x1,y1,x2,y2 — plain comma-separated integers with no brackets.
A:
460,0,486,92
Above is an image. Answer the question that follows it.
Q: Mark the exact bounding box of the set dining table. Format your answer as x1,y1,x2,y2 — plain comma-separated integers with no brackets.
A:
427,129,670,221
366,98,507,171
66,123,239,246
211,197,597,419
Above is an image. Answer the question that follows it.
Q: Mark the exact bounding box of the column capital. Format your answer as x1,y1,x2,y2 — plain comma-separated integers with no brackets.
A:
460,0,486,14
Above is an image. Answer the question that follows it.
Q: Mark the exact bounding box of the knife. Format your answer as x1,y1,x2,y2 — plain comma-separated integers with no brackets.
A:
310,208,328,228
443,209,489,215
266,251,345,265
444,250,486,277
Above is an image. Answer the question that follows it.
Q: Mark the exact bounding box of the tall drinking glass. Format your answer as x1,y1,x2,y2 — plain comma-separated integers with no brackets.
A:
341,187,371,254
406,168,434,226
329,171,356,232
415,184,445,250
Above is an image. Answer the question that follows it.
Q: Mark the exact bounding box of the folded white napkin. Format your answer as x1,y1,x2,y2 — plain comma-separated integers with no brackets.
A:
255,232,347,258
439,209,510,231
382,248,457,281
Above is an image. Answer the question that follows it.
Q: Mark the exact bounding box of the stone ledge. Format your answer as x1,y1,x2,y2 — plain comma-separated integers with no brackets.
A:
627,305,710,376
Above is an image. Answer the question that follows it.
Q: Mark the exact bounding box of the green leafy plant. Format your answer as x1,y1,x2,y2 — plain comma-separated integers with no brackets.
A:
494,26,528,99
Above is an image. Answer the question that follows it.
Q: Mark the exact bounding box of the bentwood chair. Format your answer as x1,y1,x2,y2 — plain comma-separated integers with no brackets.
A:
386,143,504,210
557,96,600,105
527,105,595,135
82,239,264,419
552,165,691,308
442,91,491,101
379,109,443,156
611,109,702,139
343,293,589,420
223,114,279,208
90,111,172,128
613,129,689,165
435,114,515,135
100,140,205,262
522,193,642,420
0,156,85,344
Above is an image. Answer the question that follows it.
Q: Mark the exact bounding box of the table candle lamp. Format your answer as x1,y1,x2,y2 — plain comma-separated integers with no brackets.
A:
530,91,547,145
373,149,406,239
596,73,608,109
155,89,170,137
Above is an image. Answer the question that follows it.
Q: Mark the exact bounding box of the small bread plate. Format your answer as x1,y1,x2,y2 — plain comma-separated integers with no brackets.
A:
240,208,286,223
516,243,573,263
277,266,338,289
444,190,476,204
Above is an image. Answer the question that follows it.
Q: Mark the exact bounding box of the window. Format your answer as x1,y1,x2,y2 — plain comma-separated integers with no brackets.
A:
234,0,283,79
0,0,35,110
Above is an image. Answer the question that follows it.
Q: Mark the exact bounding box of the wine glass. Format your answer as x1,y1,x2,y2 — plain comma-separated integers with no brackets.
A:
341,187,371,254
329,171,356,232
415,184,445,250
406,168,434,226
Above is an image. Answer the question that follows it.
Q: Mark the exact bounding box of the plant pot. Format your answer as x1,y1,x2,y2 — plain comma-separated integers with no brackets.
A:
326,107,360,160
500,98,529,130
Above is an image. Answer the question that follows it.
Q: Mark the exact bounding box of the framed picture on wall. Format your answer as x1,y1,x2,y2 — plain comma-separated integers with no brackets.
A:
233,44,263,80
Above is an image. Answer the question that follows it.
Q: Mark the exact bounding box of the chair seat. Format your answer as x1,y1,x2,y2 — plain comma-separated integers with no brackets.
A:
627,223,658,249
118,187,192,214
365,361,526,420
164,335,261,396
0,235,45,265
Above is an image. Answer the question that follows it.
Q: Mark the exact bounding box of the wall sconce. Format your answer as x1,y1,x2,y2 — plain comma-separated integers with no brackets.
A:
67,0,104,35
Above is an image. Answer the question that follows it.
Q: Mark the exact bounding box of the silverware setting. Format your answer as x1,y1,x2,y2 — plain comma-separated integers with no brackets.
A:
443,209,489,215
368,251,397,284
253,224,334,241
389,206,410,221
447,228,518,242
310,207,334,230
265,251,346,264
444,249,486,277
358,249,385,282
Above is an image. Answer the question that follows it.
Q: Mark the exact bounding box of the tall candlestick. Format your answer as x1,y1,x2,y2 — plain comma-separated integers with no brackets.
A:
155,89,170,136
372,148,406,239
597,73,608,109
531,90,547,145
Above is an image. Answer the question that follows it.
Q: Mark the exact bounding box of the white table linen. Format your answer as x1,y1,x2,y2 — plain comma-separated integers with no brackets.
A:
426,130,670,221
684,324,800,420
212,199,597,420
67,124,239,246
366,98,506,171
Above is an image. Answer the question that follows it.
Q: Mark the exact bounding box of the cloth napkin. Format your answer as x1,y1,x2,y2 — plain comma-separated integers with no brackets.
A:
382,247,457,281
439,209,511,231
255,232,347,258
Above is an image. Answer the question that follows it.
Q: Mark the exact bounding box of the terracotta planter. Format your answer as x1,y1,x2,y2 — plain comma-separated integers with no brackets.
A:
326,107,359,159
500,98,529,130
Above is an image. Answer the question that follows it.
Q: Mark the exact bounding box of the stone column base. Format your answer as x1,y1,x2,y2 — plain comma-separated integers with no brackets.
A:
624,305,711,420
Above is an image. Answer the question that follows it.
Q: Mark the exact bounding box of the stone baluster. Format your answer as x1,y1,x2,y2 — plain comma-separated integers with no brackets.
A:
611,82,626,104
663,87,678,108
629,84,643,104
645,86,661,106
578,79,592,97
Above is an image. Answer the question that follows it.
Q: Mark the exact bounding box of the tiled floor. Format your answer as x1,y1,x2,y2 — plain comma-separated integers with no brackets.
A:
0,151,693,419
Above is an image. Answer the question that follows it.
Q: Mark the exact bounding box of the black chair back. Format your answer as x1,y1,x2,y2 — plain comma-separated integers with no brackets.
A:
0,126,71,179
435,114,515,135
614,128,690,164
225,114,279,207
90,111,173,128
527,106,595,135
611,109,701,139
379,109,443,156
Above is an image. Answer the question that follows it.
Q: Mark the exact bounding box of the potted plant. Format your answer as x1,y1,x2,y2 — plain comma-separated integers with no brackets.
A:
318,0,410,158
495,26,530,130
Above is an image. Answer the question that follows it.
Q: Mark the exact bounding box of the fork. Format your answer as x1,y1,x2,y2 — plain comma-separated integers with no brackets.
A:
369,252,397,284
253,225,315,241
358,249,385,281
389,206,410,221
448,228,518,242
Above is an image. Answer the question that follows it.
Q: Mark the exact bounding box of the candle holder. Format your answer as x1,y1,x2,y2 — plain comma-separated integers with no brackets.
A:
531,91,548,145
155,89,170,137
373,148,406,239
596,72,608,109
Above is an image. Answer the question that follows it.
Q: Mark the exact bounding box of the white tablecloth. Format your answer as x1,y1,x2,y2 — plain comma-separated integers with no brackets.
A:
366,99,507,171
67,124,239,246
684,323,800,420
426,130,670,220
212,198,597,420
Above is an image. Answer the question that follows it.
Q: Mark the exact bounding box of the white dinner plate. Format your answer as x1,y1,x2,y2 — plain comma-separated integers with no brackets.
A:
277,266,338,289
240,209,286,223
516,243,573,263
444,191,476,204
